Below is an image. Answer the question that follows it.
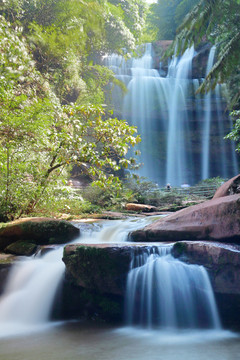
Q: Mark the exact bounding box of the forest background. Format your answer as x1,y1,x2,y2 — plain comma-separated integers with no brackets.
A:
0,0,239,221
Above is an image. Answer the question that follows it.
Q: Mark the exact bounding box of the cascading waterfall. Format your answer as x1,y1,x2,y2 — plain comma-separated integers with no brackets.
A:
0,217,157,338
104,43,238,186
0,247,65,337
0,218,222,338
125,245,221,330
166,46,195,186
202,46,216,180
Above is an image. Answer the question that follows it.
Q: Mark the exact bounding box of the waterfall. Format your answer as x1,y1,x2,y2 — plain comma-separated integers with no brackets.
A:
0,217,158,338
202,46,216,179
125,245,221,330
104,43,238,186
0,247,65,337
166,46,195,186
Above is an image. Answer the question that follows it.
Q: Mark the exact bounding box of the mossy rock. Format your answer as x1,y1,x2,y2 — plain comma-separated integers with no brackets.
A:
0,217,80,251
5,241,38,256
63,244,132,296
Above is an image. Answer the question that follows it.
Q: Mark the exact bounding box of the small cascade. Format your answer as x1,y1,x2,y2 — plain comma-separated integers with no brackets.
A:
125,245,221,330
0,247,65,337
104,43,238,186
0,217,159,338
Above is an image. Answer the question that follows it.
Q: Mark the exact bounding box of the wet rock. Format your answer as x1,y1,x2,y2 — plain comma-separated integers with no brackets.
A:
62,242,240,328
5,241,38,256
0,254,16,294
213,174,240,199
172,241,240,295
0,218,80,251
63,243,133,296
130,194,240,243
125,203,157,213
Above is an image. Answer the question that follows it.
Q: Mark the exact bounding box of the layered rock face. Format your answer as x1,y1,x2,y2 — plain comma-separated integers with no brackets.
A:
172,241,240,295
130,194,240,243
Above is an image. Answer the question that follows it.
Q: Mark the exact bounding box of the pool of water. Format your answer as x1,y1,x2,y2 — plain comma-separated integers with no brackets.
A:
0,322,239,360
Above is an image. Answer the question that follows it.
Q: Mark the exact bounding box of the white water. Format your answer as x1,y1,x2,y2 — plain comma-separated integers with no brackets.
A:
166,46,195,186
202,46,216,179
0,217,158,338
0,217,228,340
0,248,65,337
125,245,221,330
104,44,238,186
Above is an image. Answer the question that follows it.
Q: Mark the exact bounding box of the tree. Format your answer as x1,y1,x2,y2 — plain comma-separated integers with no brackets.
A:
1,0,147,106
146,0,199,40
171,0,240,100
0,16,140,219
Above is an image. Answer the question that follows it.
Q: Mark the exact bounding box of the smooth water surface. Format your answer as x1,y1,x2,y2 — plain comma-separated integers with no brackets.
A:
0,322,239,360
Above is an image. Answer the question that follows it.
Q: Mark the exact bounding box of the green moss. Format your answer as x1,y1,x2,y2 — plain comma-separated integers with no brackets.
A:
20,220,79,244
63,245,131,295
78,289,122,322
5,241,37,256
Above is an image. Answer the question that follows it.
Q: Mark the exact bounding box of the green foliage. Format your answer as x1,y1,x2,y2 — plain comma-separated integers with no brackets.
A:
195,177,225,187
0,16,141,220
147,0,199,41
225,111,240,153
123,176,184,207
171,0,240,102
82,182,136,210
1,0,147,106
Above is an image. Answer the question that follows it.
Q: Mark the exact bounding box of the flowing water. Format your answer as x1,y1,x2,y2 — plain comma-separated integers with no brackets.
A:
125,245,221,329
104,44,239,186
0,217,239,358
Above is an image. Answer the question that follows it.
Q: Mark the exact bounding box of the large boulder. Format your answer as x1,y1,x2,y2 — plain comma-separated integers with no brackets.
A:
213,174,240,199
172,241,240,295
63,243,133,296
130,194,240,243
0,218,80,252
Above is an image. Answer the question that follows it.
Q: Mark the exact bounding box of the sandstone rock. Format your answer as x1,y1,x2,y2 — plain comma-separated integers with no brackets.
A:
0,218,80,251
125,203,157,213
130,194,240,243
213,174,240,199
172,241,240,295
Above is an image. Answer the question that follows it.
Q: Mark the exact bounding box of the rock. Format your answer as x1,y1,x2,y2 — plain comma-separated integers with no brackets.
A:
172,241,240,295
0,218,80,251
62,242,240,328
172,240,240,330
125,203,157,213
63,243,133,296
130,194,240,243
0,254,16,294
213,174,240,199
5,241,38,256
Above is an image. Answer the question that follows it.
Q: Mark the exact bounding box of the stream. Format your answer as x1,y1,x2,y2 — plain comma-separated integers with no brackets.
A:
0,217,239,359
